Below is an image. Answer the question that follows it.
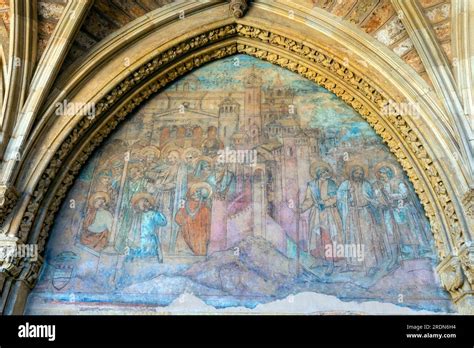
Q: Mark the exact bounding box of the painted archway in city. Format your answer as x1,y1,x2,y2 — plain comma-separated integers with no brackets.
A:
25,55,453,314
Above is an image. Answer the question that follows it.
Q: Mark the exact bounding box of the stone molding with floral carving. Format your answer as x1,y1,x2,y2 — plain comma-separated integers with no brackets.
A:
463,189,474,217
437,255,465,301
0,185,19,227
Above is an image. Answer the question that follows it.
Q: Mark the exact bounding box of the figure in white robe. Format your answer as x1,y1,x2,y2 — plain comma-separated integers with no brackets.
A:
146,150,181,252
374,165,430,262
115,163,147,254
337,166,388,275
300,165,342,275
207,162,235,253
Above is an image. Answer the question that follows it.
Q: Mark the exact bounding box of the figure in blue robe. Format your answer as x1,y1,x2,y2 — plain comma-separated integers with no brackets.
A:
127,193,167,262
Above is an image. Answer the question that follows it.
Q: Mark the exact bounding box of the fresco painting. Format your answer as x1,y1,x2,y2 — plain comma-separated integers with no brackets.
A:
26,55,453,314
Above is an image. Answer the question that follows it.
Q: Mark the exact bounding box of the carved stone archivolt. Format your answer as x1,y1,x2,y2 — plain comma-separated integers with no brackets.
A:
1,22,472,312
437,256,465,297
0,185,19,228
463,189,474,217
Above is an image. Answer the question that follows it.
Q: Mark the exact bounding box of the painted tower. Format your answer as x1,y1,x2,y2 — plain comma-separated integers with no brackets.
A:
218,95,240,146
263,73,296,124
242,65,263,144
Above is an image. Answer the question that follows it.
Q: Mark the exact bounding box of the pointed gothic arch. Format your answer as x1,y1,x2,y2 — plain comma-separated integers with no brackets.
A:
1,1,472,314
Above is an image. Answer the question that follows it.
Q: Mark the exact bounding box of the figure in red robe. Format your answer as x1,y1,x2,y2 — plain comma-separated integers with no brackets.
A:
175,182,213,256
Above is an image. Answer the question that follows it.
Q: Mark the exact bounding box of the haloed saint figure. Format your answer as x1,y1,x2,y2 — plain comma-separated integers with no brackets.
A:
176,183,213,256
81,192,113,251
127,193,167,262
